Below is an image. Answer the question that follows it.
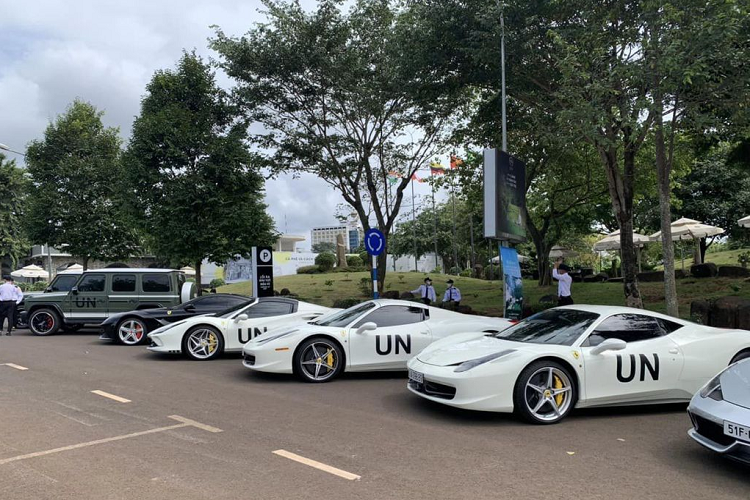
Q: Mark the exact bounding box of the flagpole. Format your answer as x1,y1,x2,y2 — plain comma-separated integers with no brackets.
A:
432,179,439,274
500,4,507,153
451,165,458,273
411,176,418,272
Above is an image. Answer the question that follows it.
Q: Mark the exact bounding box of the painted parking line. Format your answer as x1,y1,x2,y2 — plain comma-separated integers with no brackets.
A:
0,415,222,466
1,363,28,371
91,390,131,403
273,450,361,481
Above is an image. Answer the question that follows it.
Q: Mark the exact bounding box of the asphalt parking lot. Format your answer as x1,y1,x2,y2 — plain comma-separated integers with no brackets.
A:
0,329,747,500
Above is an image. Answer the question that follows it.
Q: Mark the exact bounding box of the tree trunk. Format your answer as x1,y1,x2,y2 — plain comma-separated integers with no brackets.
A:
83,255,90,271
195,260,202,296
654,123,679,317
376,250,387,295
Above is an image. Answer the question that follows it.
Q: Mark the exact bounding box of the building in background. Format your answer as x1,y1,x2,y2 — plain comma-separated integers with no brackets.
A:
312,223,363,252
348,227,363,250
273,234,305,252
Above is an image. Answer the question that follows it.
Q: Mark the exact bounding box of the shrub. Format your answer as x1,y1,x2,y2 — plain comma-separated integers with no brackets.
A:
324,280,334,288
315,252,336,271
209,278,225,288
346,255,363,268
280,288,291,296
459,269,472,278
738,251,750,269
449,266,461,275
484,265,500,281
333,298,362,309
297,265,322,274
30,281,49,292
358,277,372,297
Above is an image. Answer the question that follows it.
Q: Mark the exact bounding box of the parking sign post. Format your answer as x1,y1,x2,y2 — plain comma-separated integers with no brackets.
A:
364,229,385,300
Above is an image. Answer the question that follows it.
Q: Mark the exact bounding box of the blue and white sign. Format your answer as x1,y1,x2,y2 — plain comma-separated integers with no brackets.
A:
364,228,385,256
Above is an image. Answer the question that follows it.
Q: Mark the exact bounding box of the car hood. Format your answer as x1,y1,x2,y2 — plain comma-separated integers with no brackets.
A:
721,359,750,409
417,334,523,366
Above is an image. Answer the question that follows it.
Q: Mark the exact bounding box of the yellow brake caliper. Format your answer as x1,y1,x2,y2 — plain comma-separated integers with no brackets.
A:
208,333,218,353
553,375,564,406
326,350,334,370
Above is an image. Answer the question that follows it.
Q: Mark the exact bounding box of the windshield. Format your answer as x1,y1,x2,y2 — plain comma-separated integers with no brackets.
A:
217,298,256,318
492,309,599,346
313,302,376,327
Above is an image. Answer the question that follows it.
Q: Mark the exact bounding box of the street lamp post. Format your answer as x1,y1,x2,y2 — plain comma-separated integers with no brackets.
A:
0,143,26,157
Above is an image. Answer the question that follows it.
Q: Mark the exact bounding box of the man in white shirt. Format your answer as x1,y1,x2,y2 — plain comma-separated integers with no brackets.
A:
443,279,462,310
411,277,437,305
0,276,22,335
552,259,574,306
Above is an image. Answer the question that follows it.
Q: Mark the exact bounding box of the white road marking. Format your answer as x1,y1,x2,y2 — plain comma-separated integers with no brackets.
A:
0,415,222,466
168,415,222,433
91,390,131,403
273,450,361,481
1,363,28,371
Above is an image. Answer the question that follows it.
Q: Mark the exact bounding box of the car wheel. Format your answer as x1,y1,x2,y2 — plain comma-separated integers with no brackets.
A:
115,318,149,346
513,360,577,425
29,308,61,336
294,337,344,383
730,350,750,364
182,326,223,361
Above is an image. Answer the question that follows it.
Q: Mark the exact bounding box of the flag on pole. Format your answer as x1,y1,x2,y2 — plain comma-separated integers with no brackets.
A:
429,161,446,175
387,170,402,185
450,154,464,169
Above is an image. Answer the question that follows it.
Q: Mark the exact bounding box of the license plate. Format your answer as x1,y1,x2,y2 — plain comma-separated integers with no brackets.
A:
724,421,750,442
408,369,423,384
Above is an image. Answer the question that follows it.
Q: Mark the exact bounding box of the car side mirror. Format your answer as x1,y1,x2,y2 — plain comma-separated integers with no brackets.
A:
235,313,249,322
45,286,52,292
590,337,627,355
356,322,377,334
71,286,79,295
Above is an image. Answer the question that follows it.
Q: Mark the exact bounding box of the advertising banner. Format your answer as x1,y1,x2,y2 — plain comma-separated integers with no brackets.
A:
500,246,523,320
484,149,526,242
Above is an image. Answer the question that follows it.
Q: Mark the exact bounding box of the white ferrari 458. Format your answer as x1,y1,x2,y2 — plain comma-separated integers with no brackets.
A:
147,297,331,360
407,305,750,424
241,299,514,382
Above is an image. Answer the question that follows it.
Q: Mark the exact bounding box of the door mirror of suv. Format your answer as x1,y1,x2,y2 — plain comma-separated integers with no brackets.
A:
45,286,52,293
356,322,377,335
71,286,79,295
235,313,249,322
590,337,627,355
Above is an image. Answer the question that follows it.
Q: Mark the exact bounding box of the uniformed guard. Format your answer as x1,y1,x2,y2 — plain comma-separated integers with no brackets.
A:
443,279,462,310
0,276,22,335
411,277,437,306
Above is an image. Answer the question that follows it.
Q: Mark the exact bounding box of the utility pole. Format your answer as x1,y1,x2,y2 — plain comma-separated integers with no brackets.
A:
411,178,418,271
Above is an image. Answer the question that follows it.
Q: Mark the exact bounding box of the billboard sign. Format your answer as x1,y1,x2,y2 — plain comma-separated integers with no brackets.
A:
484,149,526,242
500,246,524,320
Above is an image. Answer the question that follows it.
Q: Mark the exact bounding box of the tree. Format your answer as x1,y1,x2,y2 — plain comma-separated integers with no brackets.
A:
125,53,277,293
312,242,336,254
211,0,459,292
25,100,138,270
0,154,29,267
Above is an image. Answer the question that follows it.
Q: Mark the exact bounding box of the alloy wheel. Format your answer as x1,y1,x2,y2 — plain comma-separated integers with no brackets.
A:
524,367,573,423
299,341,339,381
186,328,220,360
118,319,146,345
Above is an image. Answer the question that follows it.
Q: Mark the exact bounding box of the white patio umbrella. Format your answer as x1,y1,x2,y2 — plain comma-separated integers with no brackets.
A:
738,215,750,228
650,218,725,268
11,264,49,280
593,230,651,273
549,245,578,259
179,266,196,276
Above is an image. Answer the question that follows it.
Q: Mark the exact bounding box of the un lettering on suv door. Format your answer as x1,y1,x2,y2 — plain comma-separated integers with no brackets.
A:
66,274,108,320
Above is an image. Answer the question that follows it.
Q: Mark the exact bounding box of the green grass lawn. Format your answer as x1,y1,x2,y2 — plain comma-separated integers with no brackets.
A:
219,270,750,320
657,248,749,269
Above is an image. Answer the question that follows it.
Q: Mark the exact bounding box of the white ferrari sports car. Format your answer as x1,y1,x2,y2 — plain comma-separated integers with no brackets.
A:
241,299,514,382
407,305,750,424
147,297,332,360
688,358,750,464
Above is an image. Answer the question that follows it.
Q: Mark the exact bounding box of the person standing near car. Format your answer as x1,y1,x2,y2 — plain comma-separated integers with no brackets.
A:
552,258,574,306
411,277,437,305
443,279,462,310
0,276,21,335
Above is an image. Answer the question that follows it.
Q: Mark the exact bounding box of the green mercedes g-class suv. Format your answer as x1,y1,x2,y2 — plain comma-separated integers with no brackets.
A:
23,268,189,336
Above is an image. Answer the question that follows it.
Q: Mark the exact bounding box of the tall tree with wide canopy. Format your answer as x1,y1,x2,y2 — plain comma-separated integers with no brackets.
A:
125,53,277,292
25,100,138,269
0,153,29,268
211,0,460,291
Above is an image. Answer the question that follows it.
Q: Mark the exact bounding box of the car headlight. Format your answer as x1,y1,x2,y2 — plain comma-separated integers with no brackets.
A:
254,329,298,345
453,349,515,373
699,373,724,401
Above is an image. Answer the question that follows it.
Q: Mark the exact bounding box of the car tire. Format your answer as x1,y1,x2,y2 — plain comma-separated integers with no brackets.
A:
293,337,344,383
115,317,149,346
29,308,61,336
182,326,224,361
513,360,577,425
730,350,750,364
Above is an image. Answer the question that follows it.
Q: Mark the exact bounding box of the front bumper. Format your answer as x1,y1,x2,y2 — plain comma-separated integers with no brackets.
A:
406,358,515,413
99,322,117,341
242,345,294,374
687,394,750,465
146,332,181,354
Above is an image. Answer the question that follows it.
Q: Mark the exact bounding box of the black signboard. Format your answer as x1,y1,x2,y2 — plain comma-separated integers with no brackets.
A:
484,149,526,243
252,246,274,297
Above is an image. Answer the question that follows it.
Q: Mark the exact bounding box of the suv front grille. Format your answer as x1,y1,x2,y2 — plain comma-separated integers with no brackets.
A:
409,379,456,400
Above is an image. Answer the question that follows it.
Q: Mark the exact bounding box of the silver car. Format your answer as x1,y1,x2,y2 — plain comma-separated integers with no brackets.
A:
688,357,750,464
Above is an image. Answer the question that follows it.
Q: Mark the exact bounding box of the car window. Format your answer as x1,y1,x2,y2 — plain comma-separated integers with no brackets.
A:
51,275,79,292
112,274,136,293
143,274,171,293
315,302,375,327
217,299,256,318
353,305,426,328
77,274,105,293
585,314,665,346
656,318,683,334
195,295,240,307
493,309,599,346
245,301,294,318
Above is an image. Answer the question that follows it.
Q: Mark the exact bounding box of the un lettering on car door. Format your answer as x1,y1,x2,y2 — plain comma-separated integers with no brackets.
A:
237,326,267,344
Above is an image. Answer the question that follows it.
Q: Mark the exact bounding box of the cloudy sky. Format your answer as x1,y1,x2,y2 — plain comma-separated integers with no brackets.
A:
1,0,440,249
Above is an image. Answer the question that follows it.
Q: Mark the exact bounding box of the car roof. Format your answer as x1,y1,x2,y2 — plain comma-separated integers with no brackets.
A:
258,296,299,304
81,268,179,273
553,304,686,323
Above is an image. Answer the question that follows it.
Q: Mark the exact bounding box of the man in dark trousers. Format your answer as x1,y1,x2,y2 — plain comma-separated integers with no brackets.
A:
552,258,574,306
411,277,437,305
0,276,22,335
443,279,462,310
